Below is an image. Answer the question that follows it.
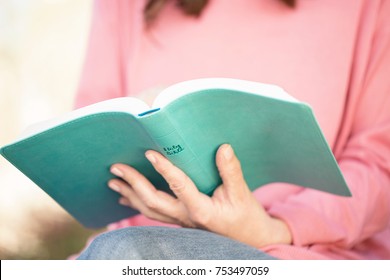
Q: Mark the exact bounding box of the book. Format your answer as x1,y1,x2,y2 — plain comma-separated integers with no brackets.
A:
0,78,351,228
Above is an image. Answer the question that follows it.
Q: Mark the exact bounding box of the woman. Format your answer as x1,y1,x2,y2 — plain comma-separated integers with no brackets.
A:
75,0,390,259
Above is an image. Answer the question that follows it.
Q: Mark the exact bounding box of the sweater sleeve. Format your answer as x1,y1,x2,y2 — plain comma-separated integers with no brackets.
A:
73,0,128,108
267,0,390,248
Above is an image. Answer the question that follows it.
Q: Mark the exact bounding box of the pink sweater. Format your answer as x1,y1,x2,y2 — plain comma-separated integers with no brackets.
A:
75,0,390,259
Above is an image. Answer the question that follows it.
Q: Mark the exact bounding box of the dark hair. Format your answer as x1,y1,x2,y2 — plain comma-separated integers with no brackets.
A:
144,0,296,26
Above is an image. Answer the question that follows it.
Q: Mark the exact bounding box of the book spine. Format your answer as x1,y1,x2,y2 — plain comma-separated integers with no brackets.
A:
139,111,218,195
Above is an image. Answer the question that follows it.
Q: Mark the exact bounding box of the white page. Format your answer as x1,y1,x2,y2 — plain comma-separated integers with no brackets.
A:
153,78,298,108
14,78,298,142
16,97,149,141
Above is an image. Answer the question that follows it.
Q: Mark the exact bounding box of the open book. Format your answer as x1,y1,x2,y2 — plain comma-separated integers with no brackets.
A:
0,78,351,228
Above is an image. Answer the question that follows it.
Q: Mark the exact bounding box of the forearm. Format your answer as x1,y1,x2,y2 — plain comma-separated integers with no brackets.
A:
267,148,390,247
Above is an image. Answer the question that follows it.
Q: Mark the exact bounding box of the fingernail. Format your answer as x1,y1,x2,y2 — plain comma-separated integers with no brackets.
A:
111,167,123,177
108,181,121,192
223,144,234,160
145,152,157,164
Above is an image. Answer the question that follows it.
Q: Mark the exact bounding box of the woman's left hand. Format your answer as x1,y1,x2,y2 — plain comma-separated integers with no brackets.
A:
108,144,292,248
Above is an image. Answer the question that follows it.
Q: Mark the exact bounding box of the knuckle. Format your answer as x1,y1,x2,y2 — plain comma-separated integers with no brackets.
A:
155,160,175,175
171,202,188,220
156,164,170,175
190,209,211,227
142,210,157,220
224,160,244,178
230,160,243,174
179,220,196,228
220,165,241,180
144,198,158,210
120,168,141,185
169,180,186,194
142,210,152,218
174,212,193,227
230,170,244,182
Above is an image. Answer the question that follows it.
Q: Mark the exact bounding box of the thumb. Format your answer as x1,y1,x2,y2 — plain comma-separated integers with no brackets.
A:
216,144,249,198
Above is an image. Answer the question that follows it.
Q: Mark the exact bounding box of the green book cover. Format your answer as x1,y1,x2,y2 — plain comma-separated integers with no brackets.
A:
0,78,351,228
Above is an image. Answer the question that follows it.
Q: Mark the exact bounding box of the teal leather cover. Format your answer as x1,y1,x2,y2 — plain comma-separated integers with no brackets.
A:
155,89,350,196
0,88,351,228
1,114,168,228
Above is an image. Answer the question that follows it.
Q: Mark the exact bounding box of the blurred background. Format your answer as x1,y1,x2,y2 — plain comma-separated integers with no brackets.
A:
0,0,102,259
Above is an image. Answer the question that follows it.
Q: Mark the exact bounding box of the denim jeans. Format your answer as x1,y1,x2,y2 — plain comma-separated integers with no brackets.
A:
77,226,276,260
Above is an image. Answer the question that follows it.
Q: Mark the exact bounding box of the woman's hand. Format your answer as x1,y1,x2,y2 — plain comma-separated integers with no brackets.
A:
108,144,292,248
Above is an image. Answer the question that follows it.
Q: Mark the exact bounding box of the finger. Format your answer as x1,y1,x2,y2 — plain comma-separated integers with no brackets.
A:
110,164,191,223
215,144,250,199
108,178,142,209
108,178,179,224
111,164,172,211
118,197,132,207
145,150,210,214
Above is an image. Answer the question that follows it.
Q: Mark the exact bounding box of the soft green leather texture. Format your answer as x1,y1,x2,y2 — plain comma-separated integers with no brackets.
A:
156,89,350,197
0,88,350,228
1,114,168,228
